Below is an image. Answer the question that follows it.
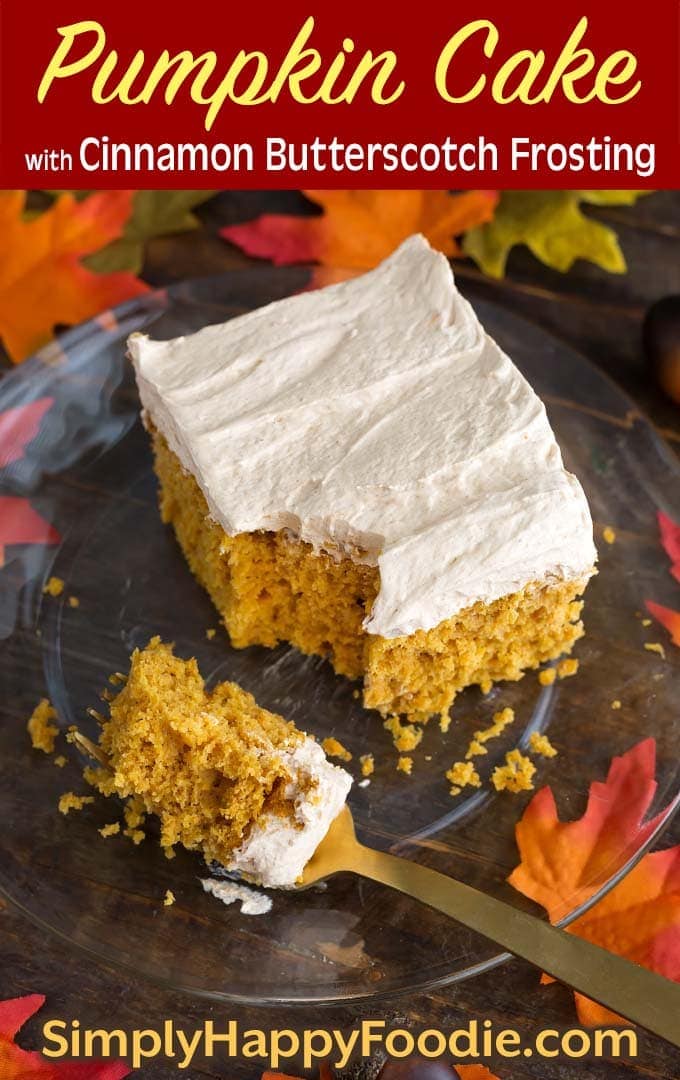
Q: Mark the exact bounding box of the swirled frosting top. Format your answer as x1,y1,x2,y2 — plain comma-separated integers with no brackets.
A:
129,235,596,638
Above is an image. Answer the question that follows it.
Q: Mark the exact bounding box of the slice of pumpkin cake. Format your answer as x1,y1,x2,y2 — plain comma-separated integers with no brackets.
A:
129,234,596,723
86,638,351,888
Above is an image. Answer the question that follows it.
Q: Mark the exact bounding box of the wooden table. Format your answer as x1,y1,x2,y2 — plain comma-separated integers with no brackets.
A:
2,190,680,1079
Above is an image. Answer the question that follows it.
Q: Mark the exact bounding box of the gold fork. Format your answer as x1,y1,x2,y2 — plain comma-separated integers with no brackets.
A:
71,731,680,1045
301,806,680,1047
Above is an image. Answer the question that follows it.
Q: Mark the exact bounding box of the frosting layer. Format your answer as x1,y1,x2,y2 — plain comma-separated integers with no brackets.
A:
130,235,595,638
228,739,352,888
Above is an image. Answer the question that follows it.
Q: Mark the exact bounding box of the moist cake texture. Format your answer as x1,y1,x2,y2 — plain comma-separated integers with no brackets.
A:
130,235,596,722
88,638,351,887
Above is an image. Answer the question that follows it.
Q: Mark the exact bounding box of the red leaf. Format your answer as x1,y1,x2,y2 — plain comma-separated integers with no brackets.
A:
510,741,680,1025
0,398,54,467
509,739,668,923
657,510,680,583
0,495,60,567
645,600,680,647
0,994,130,1079
222,190,498,271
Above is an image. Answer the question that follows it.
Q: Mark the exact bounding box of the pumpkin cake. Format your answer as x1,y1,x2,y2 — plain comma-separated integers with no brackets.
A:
129,235,596,724
86,637,352,888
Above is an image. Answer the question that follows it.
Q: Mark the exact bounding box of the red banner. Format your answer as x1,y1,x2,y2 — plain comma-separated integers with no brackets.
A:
0,0,678,188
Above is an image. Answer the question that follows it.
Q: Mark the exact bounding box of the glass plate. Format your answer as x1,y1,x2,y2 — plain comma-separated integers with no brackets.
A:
1,268,678,1005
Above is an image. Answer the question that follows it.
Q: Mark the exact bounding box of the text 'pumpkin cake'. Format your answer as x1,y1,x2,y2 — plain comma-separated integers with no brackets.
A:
129,235,596,723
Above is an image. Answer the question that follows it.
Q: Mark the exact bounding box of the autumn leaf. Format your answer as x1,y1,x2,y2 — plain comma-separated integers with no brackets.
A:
84,191,218,274
221,190,499,270
644,509,680,645
0,191,148,363
0,994,130,1078
463,191,648,279
645,600,680,646
456,1068,502,1079
0,398,53,467
0,495,60,566
657,510,680,583
509,739,680,1026
509,739,668,922
552,847,680,1026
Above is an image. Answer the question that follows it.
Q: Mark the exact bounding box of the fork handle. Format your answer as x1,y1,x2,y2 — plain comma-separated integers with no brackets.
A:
352,844,680,1047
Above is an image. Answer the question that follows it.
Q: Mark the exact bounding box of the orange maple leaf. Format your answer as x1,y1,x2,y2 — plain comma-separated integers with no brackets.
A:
221,190,499,271
0,191,148,363
456,1067,502,1079
509,739,668,923
510,739,680,1026
0,994,129,1078
0,397,54,467
552,846,680,1026
0,495,60,567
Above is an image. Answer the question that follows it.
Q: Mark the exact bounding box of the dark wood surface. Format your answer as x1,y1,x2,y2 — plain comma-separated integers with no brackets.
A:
2,190,680,1079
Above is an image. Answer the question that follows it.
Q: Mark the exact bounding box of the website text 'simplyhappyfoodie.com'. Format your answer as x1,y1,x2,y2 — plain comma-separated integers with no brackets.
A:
40,1017,637,1070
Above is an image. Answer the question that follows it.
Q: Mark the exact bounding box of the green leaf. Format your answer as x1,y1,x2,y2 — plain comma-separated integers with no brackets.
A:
462,190,649,279
46,191,218,274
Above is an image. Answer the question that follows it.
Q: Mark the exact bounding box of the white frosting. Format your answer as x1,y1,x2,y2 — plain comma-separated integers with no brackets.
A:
226,738,352,888
130,235,595,638
201,878,273,915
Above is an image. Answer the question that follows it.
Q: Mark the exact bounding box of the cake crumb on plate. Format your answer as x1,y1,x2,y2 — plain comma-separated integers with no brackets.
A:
58,792,94,815
645,642,666,659
359,753,374,777
383,716,423,753
397,756,413,775
538,667,557,686
43,575,64,597
557,657,579,678
491,750,536,793
99,822,120,838
322,736,352,762
603,526,617,544
446,760,481,793
27,698,58,753
611,699,622,710
529,732,557,758
164,889,176,907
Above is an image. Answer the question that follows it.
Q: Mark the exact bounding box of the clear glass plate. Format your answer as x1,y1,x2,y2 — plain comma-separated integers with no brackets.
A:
1,268,678,1005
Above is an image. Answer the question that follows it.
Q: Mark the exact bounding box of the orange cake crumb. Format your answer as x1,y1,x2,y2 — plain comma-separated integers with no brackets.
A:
164,845,176,860
206,628,216,640
43,576,65,597
59,792,95,815
611,699,622,710
383,716,423,753
396,756,413,775
27,698,59,754
465,738,487,760
644,642,666,659
68,595,80,608
53,755,67,768
602,526,616,544
538,667,557,687
491,750,536,793
359,753,375,778
124,827,145,845
439,714,451,734
446,760,482,794
557,658,579,678
322,737,352,762
474,707,515,745
124,796,147,830
529,732,557,758
164,889,176,907
99,822,121,838
641,618,652,627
